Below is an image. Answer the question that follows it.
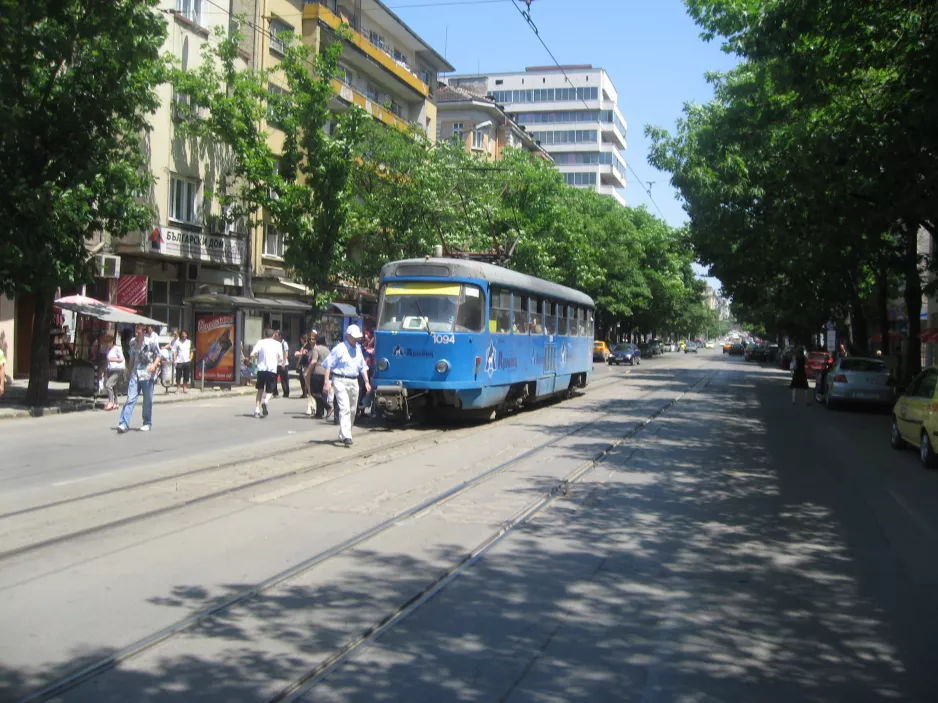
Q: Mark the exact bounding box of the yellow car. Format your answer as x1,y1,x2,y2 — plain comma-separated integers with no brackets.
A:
892,367,938,466
723,342,733,354
593,340,611,362
705,341,715,349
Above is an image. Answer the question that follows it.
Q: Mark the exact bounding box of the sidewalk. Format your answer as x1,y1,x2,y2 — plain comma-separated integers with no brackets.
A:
0,378,257,421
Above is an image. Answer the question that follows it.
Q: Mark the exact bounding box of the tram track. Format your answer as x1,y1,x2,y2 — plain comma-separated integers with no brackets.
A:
0,364,692,563
16,364,714,703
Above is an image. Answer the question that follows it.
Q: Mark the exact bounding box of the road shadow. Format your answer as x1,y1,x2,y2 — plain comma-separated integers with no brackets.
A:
6,363,933,702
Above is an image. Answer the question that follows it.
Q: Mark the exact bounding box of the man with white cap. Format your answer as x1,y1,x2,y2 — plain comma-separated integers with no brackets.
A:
322,324,371,446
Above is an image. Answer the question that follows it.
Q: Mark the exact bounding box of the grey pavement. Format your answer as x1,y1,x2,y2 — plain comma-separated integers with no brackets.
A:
1,352,935,702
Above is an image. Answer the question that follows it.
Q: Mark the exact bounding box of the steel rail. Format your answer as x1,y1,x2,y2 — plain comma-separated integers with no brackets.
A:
271,370,715,701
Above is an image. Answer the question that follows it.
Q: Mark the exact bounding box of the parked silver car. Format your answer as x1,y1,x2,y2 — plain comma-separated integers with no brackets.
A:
815,356,894,409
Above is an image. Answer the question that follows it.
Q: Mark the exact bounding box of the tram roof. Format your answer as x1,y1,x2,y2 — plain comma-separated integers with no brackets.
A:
379,258,595,308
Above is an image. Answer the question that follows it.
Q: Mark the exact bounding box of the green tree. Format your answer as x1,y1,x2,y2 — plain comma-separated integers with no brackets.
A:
0,0,167,405
172,22,366,301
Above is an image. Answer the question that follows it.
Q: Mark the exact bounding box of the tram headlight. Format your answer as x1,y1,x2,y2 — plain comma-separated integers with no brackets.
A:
435,359,450,374
377,358,389,371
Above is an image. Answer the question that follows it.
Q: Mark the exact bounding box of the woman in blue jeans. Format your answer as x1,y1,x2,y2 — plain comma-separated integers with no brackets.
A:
118,324,161,433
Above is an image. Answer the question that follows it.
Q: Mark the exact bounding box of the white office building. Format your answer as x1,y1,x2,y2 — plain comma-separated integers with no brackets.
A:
446,65,627,205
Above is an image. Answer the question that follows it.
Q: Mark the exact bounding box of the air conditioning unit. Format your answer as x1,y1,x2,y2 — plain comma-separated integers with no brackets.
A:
185,263,201,281
95,254,121,279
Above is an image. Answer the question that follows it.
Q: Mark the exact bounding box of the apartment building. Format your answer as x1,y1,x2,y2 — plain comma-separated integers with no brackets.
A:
447,65,628,206
108,0,251,333
243,0,453,302
435,82,552,161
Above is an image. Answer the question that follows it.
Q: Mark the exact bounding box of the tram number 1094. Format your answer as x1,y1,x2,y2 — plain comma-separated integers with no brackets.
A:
432,334,456,345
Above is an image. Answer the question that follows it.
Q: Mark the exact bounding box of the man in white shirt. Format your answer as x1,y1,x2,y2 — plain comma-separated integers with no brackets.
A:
250,328,284,418
322,324,371,447
272,330,290,398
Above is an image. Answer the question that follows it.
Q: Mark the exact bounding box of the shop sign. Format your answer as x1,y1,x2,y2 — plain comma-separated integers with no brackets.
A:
194,312,235,383
151,226,244,266
116,275,148,306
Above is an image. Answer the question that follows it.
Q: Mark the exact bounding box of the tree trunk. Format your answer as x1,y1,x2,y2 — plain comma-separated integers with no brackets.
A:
902,227,923,385
850,297,868,355
26,288,53,407
242,228,253,298
877,264,889,352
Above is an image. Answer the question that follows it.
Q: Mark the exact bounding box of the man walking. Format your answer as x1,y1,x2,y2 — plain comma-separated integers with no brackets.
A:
273,330,290,398
117,324,161,433
322,325,371,447
251,329,283,418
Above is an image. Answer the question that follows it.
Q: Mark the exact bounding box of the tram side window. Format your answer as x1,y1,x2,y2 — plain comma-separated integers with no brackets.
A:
513,293,528,333
529,297,543,333
455,285,484,332
558,304,568,336
577,308,587,336
587,308,595,337
489,288,511,334
545,300,557,335
567,306,577,337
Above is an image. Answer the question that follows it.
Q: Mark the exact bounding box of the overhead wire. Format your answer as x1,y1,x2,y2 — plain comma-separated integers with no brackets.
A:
504,0,669,221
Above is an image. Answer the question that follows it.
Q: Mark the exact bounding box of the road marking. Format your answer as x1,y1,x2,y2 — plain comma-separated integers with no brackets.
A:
52,477,95,487
887,487,938,541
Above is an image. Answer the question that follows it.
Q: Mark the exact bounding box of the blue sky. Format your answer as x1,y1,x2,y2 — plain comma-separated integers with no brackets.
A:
389,0,738,290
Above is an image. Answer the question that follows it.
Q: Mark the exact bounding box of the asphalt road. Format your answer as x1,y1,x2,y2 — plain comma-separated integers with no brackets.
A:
1,350,936,702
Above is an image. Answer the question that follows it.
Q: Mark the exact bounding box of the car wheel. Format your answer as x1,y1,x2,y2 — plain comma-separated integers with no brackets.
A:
921,431,938,468
891,417,906,450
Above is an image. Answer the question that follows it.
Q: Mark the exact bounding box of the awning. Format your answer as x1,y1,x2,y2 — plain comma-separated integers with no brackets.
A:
185,294,312,313
921,328,938,344
870,330,903,343
326,302,358,317
54,295,165,327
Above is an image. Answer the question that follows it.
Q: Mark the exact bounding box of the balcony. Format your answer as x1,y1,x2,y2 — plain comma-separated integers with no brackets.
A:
598,185,626,207
304,3,429,98
331,79,410,132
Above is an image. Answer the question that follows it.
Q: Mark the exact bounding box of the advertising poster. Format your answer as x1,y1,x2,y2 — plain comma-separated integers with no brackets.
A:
194,313,235,382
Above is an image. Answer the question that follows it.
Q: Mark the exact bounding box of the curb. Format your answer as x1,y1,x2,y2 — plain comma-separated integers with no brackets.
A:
0,386,258,422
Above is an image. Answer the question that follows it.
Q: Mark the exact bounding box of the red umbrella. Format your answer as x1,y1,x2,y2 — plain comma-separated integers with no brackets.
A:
870,330,903,343
920,328,938,344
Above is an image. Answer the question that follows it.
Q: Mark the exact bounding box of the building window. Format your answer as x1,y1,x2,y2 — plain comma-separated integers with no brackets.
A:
169,175,199,225
269,19,293,55
337,64,354,86
264,224,284,259
176,0,201,25
451,122,464,144
472,129,485,150
564,172,598,187
267,83,285,126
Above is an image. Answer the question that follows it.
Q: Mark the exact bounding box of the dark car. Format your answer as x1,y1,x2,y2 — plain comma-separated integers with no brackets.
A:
745,345,768,362
684,341,698,353
649,341,664,356
609,343,640,366
638,342,652,358
778,346,795,369
728,343,745,356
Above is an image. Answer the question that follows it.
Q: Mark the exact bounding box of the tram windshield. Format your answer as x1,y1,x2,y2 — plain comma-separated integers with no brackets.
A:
378,282,484,333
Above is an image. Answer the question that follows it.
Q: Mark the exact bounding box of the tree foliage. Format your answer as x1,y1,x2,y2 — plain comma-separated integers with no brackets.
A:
343,123,710,338
649,0,938,378
0,0,167,404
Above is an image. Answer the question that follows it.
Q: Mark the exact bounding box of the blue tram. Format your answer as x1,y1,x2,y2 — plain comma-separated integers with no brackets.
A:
372,258,595,419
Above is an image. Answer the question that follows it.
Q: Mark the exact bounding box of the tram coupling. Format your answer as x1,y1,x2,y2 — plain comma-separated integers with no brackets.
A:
374,382,410,420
